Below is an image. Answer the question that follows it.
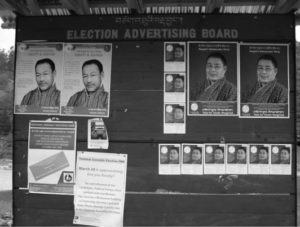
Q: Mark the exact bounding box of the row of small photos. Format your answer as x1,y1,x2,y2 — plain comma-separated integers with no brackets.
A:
164,42,186,134
159,143,292,175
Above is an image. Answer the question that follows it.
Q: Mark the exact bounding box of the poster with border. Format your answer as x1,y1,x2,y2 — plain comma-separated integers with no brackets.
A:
163,103,186,134
164,72,186,103
248,144,270,175
239,43,289,118
159,144,181,175
27,120,77,194
181,144,204,175
14,42,63,115
61,43,112,117
164,42,186,72
204,143,226,174
188,42,238,116
225,144,248,175
270,144,292,175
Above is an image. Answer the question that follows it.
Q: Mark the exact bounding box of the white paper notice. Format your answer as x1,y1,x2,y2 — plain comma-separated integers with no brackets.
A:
181,144,204,175
204,144,226,174
74,151,127,227
88,118,109,149
248,144,270,175
270,144,292,175
225,144,248,175
164,103,186,134
159,144,181,175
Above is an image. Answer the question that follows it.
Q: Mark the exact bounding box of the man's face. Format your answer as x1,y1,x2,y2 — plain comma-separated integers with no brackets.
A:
174,47,184,60
280,149,290,161
237,148,246,161
174,108,184,120
174,78,184,90
82,63,103,92
169,149,179,161
259,149,268,161
257,59,277,83
214,148,224,160
35,63,55,91
206,57,227,81
192,149,201,161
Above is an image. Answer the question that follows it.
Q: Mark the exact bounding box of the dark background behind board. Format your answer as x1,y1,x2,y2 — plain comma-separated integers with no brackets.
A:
14,15,296,226
188,42,238,97
240,44,289,93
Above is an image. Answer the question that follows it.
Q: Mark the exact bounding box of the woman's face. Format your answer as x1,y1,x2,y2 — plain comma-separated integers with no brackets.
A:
169,149,179,161
214,148,224,160
174,108,184,120
237,148,246,161
280,149,290,161
259,149,268,161
174,78,184,89
174,47,184,59
192,149,201,161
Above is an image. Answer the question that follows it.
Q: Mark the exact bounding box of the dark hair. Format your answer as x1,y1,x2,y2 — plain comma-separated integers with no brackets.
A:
206,52,227,66
35,58,55,71
82,59,103,73
174,105,184,112
257,54,278,68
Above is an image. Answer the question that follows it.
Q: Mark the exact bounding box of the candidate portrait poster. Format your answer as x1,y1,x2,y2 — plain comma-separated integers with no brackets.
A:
61,43,112,117
14,42,63,115
239,43,289,118
188,42,238,116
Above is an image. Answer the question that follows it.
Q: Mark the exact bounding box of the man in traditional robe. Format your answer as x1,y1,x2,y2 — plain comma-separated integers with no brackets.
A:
21,58,60,107
67,59,108,109
190,52,237,101
243,54,288,103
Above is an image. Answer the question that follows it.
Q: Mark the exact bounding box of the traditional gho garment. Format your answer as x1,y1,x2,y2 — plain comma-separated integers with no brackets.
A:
21,85,60,107
67,86,108,108
191,77,237,101
245,79,288,103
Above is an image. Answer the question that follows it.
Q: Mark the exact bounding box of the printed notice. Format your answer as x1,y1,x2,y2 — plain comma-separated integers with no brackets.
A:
248,144,270,175
240,43,289,118
14,42,63,115
181,144,204,175
74,151,127,227
225,144,248,175
188,42,238,116
164,73,186,103
61,43,112,117
88,118,109,149
159,144,181,175
270,144,292,175
204,144,226,174
28,120,77,194
164,103,186,134
164,42,186,72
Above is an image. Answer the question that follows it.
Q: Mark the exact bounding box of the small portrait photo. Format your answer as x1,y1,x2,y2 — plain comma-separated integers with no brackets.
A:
165,42,185,62
227,145,247,164
271,145,291,165
165,73,185,93
250,145,269,164
182,145,203,164
205,145,225,164
90,121,107,140
159,145,180,164
165,104,185,124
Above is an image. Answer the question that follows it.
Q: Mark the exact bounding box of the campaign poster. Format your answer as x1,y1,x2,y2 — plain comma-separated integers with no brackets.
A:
181,144,204,175
61,43,112,117
240,43,289,118
164,42,186,72
28,120,77,194
226,144,248,175
188,42,238,116
74,151,127,227
87,118,109,149
248,144,270,175
204,144,226,174
159,144,181,175
270,144,292,175
164,73,186,103
164,103,186,134
14,42,63,115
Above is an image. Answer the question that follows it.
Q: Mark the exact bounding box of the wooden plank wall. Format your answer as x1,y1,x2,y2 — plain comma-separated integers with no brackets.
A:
13,17,296,226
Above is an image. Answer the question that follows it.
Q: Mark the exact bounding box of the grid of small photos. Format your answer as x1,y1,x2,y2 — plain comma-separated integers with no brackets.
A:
163,42,186,134
158,143,292,175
